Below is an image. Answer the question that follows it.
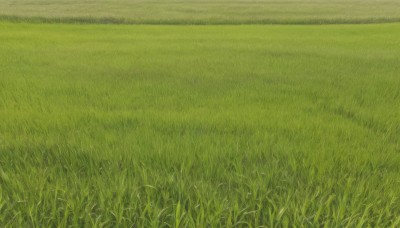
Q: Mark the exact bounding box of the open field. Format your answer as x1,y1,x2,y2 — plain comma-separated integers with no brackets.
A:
1,22,400,226
1,0,400,24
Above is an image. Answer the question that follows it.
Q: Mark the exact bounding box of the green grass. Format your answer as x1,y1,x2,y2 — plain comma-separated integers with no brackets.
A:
1,0,400,24
0,22,400,226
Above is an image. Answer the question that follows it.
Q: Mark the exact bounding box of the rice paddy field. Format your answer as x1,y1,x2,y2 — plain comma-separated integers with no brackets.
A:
1,1,400,227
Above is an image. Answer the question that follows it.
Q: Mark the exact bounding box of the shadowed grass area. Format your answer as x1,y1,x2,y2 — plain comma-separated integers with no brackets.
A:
0,22,400,226
2,15,400,25
1,0,400,24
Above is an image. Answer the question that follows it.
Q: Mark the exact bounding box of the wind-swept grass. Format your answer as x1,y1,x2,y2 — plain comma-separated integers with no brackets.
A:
0,22,400,226
1,0,400,25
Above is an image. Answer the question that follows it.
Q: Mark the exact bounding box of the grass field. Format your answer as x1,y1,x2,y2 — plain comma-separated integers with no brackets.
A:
1,21,400,226
1,0,400,24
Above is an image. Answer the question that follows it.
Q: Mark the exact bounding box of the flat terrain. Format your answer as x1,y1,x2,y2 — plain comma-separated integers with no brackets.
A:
1,22,400,226
1,0,400,24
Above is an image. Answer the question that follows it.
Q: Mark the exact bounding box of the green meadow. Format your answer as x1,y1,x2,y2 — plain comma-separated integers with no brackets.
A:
1,1,400,227
1,0,400,24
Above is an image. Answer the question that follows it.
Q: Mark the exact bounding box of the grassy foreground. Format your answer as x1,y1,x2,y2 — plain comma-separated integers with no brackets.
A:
1,0,400,24
1,22,400,226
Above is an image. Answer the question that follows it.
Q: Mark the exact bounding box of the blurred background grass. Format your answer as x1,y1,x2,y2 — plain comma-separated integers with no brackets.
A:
1,0,400,24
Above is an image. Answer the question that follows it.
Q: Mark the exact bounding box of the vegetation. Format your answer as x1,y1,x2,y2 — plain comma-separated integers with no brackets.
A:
1,22,399,226
1,0,400,24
